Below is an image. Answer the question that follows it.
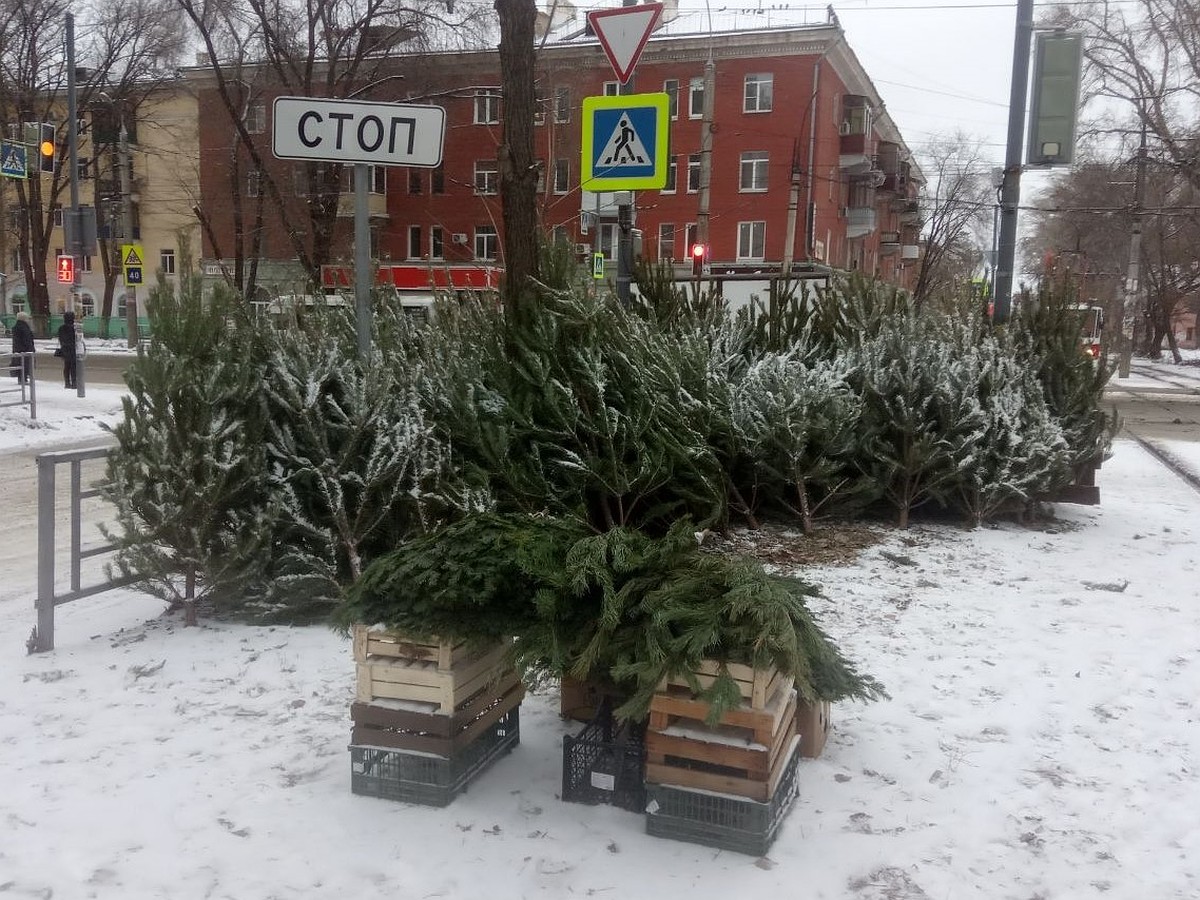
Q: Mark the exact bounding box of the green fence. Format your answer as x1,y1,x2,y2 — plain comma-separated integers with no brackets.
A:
2,314,151,340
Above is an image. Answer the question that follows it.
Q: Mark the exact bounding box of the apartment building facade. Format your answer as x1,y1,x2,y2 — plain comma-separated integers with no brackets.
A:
1,85,201,335
188,13,922,295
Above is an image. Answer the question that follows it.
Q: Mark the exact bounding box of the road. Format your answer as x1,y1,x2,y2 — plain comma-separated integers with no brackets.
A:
1104,362,1200,443
30,351,132,388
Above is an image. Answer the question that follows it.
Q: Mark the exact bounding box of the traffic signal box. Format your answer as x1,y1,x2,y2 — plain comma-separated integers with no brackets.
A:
39,123,55,174
691,242,706,276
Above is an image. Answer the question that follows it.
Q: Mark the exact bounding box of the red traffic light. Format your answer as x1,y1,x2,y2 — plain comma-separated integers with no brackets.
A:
691,243,705,259
56,255,74,284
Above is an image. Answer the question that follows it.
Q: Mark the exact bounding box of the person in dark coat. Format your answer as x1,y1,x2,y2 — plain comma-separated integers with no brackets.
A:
10,311,35,384
57,310,78,388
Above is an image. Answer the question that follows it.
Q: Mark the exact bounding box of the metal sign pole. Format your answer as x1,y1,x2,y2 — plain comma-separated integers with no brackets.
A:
354,163,371,359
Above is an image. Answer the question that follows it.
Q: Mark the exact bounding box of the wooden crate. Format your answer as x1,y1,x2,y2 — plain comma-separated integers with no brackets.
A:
559,676,626,723
796,698,831,759
657,660,784,710
646,665,796,803
351,674,525,756
353,625,513,713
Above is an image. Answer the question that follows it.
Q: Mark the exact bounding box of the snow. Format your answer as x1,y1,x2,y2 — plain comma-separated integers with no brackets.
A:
2,362,1199,898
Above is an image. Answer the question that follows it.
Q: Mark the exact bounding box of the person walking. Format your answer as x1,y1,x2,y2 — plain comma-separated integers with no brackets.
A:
10,311,34,384
57,310,78,389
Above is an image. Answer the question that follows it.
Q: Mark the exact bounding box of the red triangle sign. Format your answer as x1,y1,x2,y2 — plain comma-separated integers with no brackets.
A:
588,3,663,85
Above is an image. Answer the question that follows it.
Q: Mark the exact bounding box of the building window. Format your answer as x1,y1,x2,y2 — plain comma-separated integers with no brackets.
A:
247,171,261,197
245,104,266,134
371,166,386,194
739,151,769,192
598,223,618,258
294,167,309,196
685,223,698,257
662,155,677,193
79,294,95,316
77,158,91,180
552,224,569,245
53,206,63,228
116,293,126,317
744,74,773,113
474,160,498,195
431,226,444,259
687,154,700,193
432,165,444,194
408,226,422,259
474,90,500,125
737,221,766,260
535,159,546,193
409,169,422,194
10,250,23,273
689,77,705,118
79,255,92,273
658,223,675,260
663,79,679,118
475,225,498,260
534,98,546,126
554,87,571,123
160,249,176,275
553,158,569,194
602,81,619,97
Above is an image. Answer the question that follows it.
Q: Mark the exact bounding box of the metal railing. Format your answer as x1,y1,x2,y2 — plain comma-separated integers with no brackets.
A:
0,351,37,418
31,444,138,652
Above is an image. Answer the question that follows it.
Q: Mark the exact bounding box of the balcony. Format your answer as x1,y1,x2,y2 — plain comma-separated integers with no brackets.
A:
901,244,921,261
879,231,900,254
846,207,877,239
337,191,389,219
839,132,877,176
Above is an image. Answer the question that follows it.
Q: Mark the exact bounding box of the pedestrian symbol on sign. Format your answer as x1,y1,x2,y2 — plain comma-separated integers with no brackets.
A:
600,116,649,166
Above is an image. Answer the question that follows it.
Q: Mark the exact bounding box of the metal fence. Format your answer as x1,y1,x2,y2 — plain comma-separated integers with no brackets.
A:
30,445,137,653
1,351,37,418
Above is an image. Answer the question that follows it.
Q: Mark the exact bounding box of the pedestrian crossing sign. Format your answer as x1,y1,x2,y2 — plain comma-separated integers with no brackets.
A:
580,92,669,192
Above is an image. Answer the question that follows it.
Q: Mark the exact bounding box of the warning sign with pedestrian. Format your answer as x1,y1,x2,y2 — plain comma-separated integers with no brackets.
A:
1,142,27,179
580,93,669,192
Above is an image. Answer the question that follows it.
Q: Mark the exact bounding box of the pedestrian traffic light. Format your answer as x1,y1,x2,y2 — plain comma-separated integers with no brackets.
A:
39,123,55,174
691,242,706,276
56,255,74,284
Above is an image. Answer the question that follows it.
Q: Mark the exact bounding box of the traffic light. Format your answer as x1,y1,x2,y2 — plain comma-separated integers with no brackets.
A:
691,242,706,276
56,255,74,284
39,123,55,174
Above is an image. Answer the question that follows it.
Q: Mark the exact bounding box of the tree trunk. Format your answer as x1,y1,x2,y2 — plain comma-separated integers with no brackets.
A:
495,0,541,320
184,566,198,627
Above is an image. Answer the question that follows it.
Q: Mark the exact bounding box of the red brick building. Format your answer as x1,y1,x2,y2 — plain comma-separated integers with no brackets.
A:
189,10,922,294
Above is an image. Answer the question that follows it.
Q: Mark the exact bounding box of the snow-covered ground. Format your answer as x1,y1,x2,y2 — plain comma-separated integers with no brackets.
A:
1,362,1199,899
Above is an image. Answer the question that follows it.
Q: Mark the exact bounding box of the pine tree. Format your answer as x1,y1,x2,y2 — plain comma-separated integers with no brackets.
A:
101,267,271,624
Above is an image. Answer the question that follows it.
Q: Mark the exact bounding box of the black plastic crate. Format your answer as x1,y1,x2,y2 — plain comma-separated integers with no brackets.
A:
562,696,646,813
350,706,520,807
644,737,800,856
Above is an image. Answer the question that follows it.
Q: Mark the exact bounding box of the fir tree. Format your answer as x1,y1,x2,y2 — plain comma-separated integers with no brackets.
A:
101,265,271,625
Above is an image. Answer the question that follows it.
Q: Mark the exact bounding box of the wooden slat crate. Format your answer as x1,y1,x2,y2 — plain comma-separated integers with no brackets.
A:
645,665,796,803
351,674,525,756
657,661,784,710
353,625,514,714
796,698,831,759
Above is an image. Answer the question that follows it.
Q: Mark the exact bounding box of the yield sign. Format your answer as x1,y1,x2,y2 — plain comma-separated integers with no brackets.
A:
588,2,663,84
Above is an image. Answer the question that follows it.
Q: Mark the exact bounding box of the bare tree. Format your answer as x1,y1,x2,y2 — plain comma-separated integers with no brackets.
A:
494,0,538,315
911,131,992,310
0,0,183,334
1025,154,1200,360
1046,1,1200,194
175,0,493,297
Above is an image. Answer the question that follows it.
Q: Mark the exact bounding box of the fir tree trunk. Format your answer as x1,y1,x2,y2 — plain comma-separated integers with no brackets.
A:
794,468,813,534
495,0,540,319
184,566,198,627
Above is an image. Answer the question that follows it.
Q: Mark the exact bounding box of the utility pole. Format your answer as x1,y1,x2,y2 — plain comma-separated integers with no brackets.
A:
1118,126,1147,378
694,52,715,272
119,119,139,347
993,0,1033,324
614,0,637,306
65,12,85,397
